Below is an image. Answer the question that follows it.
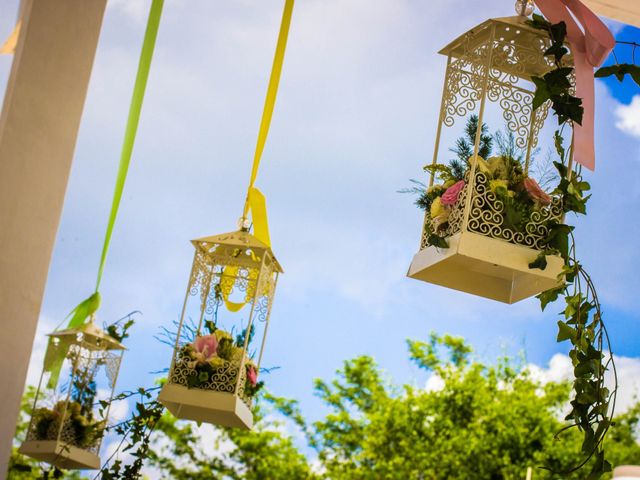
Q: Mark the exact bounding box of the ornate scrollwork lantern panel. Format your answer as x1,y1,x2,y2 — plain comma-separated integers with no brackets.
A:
408,13,573,303
159,229,282,430
19,322,125,470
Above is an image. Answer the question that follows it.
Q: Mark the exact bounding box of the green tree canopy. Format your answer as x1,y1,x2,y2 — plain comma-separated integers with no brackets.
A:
9,333,640,479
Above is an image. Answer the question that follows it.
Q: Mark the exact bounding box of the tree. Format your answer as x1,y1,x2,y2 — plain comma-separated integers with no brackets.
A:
8,333,640,479
275,333,640,480
145,405,314,480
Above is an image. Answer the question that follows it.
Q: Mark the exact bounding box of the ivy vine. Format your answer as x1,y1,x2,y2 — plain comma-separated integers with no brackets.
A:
97,386,164,479
527,14,618,479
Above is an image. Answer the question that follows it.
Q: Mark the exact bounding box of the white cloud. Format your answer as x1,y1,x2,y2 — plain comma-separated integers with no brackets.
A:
615,95,640,138
527,353,573,385
425,373,445,392
529,353,640,414
107,0,151,24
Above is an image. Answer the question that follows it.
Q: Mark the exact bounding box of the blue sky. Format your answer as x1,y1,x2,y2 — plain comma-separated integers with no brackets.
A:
2,0,640,465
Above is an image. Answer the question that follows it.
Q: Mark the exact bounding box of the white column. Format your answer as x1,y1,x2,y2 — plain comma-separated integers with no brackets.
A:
0,0,107,476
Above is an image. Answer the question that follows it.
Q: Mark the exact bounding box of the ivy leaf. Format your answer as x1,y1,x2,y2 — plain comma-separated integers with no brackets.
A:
529,252,548,270
554,131,566,161
557,320,576,342
526,13,551,30
544,67,573,91
595,63,640,87
552,93,584,126
587,449,612,479
532,76,551,109
537,286,565,311
547,224,573,260
427,234,449,249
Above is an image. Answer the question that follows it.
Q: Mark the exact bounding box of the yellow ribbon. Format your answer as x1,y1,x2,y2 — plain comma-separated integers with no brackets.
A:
219,0,293,313
241,0,294,248
221,266,259,313
0,21,20,55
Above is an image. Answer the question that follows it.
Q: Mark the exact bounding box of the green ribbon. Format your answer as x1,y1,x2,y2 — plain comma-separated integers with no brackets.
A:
64,0,164,330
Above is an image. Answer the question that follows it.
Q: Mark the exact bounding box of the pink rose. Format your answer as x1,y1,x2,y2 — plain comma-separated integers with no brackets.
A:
441,180,465,207
192,334,218,364
247,365,258,386
523,177,552,206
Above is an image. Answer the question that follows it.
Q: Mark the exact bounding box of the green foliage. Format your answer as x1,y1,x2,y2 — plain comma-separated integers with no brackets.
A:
401,116,494,213
100,387,165,479
526,15,584,126
10,335,640,479
8,388,84,480
530,132,615,478
31,401,103,450
105,313,137,343
595,63,640,87
145,393,315,480
450,113,493,163
273,333,640,480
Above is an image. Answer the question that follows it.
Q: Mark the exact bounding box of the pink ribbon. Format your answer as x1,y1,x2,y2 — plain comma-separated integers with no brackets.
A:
534,0,615,171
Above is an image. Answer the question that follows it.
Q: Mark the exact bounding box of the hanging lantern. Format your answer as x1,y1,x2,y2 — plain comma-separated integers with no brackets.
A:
19,322,125,470
407,7,573,303
159,229,282,429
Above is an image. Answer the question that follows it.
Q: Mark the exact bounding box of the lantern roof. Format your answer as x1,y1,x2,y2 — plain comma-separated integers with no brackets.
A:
438,16,572,80
439,16,541,56
192,229,283,273
49,321,126,351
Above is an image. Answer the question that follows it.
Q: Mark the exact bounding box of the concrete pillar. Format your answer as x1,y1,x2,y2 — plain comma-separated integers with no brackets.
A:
0,0,107,476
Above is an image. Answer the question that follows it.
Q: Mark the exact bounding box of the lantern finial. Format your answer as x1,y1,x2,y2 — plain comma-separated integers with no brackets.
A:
515,0,534,17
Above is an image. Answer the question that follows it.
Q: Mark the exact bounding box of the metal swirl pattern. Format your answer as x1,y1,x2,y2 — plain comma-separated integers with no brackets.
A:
466,170,562,249
420,169,562,251
169,354,251,407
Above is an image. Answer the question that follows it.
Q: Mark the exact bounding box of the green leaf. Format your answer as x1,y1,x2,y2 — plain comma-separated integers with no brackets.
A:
596,64,640,87
427,234,449,249
526,13,551,30
554,131,566,160
557,320,576,342
529,252,548,270
532,76,551,110
537,286,564,310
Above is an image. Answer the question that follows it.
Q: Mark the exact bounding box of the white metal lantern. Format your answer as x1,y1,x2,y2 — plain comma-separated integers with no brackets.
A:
407,13,572,303
159,229,282,430
19,322,125,470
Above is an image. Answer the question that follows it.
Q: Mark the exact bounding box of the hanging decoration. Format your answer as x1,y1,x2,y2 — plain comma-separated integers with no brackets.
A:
19,0,164,469
18,324,125,470
406,0,610,304
158,0,294,430
406,0,618,476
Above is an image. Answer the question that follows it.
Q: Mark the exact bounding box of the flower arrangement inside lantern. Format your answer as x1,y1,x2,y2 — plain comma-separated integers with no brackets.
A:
406,13,576,303
19,322,125,470
159,229,282,430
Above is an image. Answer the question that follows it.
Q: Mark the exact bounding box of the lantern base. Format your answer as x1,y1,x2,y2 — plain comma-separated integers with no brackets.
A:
159,383,253,430
18,440,100,470
407,231,564,304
